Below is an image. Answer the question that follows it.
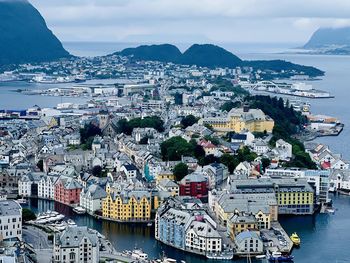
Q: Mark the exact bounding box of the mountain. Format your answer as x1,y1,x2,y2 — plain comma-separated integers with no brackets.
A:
304,27,350,49
0,0,70,66
181,44,242,68
119,44,182,63
117,44,242,68
116,44,324,77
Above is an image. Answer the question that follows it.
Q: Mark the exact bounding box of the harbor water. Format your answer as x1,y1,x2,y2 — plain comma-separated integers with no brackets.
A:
25,194,350,263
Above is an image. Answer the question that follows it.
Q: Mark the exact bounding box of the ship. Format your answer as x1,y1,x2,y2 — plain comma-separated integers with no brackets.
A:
290,232,301,246
267,251,294,262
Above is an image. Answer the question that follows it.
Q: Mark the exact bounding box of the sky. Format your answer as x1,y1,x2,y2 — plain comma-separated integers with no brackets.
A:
29,0,350,45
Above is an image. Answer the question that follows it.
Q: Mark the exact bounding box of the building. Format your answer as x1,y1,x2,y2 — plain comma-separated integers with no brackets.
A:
200,107,274,134
18,172,44,197
54,176,83,205
179,172,208,198
157,179,179,196
53,226,100,263
227,214,257,240
155,198,223,257
234,231,263,255
102,189,154,222
38,175,59,200
80,184,107,213
0,200,22,241
228,178,315,215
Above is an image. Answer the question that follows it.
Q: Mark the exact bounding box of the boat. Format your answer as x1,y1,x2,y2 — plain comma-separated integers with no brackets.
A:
73,206,86,215
131,249,148,261
290,232,301,246
17,198,28,205
256,255,266,259
147,222,153,227
53,222,67,231
67,219,77,227
267,251,294,262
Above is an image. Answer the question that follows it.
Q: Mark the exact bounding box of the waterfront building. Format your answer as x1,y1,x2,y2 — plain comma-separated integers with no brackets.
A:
0,200,22,241
18,172,44,197
213,191,277,227
265,168,330,204
179,172,208,198
102,189,154,222
227,214,257,240
199,107,274,134
53,226,100,263
155,198,223,256
38,175,59,200
228,178,315,215
80,184,107,213
54,176,83,205
234,231,263,255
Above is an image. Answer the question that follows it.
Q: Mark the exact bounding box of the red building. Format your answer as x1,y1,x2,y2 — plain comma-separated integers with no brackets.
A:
179,172,208,198
54,176,83,205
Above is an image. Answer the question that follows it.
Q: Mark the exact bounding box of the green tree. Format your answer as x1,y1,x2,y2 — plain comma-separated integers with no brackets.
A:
181,115,198,128
22,208,36,222
92,165,103,177
261,158,271,172
173,163,189,181
161,136,194,161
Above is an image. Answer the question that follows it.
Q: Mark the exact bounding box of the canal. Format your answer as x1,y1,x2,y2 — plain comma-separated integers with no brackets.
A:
24,193,350,263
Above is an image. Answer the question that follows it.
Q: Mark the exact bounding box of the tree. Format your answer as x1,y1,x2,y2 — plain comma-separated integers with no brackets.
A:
173,163,189,181
92,165,103,177
80,123,101,144
37,160,43,172
220,153,240,174
261,158,271,172
181,115,198,128
220,101,241,112
161,136,194,161
139,136,149,145
117,116,164,135
22,208,36,222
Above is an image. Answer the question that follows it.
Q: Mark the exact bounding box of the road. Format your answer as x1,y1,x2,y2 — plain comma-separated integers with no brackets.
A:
23,225,52,249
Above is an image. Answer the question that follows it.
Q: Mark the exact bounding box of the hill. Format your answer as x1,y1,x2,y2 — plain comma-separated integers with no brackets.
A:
0,0,70,66
181,44,242,68
119,44,182,63
304,27,350,49
116,44,323,77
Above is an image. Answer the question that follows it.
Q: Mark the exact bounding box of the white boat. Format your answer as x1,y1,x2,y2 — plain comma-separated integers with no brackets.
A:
17,198,28,204
53,222,67,231
131,249,148,261
67,219,77,227
73,206,86,214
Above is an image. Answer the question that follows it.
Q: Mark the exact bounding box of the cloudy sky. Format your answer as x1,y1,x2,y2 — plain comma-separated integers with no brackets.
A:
30,0,350,44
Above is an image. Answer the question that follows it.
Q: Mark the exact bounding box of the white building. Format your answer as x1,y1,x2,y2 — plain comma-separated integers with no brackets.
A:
185,220,222,254
234,231,263,254
38,175,59,200
80,185,107,213
53,226,100,263
0,200,22,241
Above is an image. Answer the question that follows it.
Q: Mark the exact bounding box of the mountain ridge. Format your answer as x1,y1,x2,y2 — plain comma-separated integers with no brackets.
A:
0,0,70,66
116,43,324,77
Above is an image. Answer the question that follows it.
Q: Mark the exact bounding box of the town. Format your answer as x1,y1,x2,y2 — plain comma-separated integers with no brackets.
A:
0,53,348,263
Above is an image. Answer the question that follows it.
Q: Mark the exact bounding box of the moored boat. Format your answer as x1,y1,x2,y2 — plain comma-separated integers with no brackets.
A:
290,232,301,246
73,206,86,214
267,251,294,262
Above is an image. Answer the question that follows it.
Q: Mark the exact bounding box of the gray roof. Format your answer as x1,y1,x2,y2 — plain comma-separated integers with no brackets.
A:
0,200,21,217
55,226,98,248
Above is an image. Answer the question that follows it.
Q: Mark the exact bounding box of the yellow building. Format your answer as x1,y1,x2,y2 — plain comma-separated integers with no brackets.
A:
102,189,154,222
200,107,274,133
227,214,258,240
156,171,175,184
276,190,314,214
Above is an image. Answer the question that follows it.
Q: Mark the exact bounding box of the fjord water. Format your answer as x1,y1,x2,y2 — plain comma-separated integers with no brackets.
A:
5,43,350,262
